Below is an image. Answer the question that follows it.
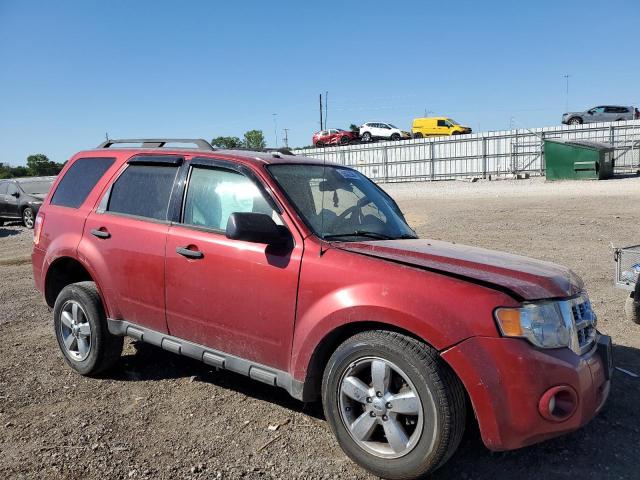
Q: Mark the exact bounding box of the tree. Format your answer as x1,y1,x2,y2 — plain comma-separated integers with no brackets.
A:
26,154,62,176
211,136,242,149
349,124,359,133
243,130,266,150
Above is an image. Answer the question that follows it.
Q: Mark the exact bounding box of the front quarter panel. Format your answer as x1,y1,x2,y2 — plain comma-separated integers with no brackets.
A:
290,239,519,380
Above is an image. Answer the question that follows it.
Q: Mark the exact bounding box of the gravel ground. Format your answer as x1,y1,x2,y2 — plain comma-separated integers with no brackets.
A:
1,177,639,480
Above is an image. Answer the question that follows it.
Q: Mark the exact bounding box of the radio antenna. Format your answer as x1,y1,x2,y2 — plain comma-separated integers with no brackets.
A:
319,149,327,256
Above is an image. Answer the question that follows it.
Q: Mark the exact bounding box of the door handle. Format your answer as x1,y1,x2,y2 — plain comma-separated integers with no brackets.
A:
176,246,204,259
91,228,111,239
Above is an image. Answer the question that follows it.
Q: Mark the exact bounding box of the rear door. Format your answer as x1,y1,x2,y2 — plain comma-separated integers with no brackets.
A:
164,158,303,371
81,155,182,333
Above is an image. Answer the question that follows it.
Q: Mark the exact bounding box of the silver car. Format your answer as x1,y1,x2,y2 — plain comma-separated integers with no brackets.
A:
562,105,639,125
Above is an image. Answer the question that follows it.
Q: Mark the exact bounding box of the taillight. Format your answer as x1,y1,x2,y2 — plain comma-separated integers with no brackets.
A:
33,212,44,246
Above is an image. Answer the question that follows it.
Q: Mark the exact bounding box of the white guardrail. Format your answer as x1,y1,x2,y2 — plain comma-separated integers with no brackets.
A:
293,120,640,182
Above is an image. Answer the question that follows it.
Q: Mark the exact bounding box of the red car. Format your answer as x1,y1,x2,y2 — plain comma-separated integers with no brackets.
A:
312,128,358,147
33,138,611,480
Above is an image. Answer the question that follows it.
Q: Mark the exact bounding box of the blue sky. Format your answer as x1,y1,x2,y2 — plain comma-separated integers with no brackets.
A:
1,0,638,165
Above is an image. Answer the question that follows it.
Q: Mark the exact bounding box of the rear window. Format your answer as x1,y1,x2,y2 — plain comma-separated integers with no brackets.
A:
50,157,115,208
107,164,179,221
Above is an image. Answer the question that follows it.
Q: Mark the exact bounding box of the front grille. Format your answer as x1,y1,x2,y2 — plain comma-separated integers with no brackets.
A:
568,295,597,354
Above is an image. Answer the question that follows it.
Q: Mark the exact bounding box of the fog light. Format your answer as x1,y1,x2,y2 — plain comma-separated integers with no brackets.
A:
538,385,578,422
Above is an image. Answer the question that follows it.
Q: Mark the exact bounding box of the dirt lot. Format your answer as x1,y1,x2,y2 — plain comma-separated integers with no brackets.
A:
1,177,639,480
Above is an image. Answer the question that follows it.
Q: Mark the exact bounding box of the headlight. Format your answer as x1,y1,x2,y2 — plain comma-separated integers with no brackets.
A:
495,301,573,349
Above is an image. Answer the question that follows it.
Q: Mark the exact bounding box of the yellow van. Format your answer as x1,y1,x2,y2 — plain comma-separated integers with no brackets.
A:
412,117,472,138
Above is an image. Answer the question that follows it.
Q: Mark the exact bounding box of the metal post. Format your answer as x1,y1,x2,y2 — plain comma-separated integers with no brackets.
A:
481,135,487,179
382,146,389,182
609,124,615,147
430,141,435,181
540,131,545,176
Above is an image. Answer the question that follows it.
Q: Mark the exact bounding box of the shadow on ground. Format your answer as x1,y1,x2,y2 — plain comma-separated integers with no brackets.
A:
104,339,640,479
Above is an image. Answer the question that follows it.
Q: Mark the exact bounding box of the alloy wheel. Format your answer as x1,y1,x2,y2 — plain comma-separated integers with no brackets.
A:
338,356,424,459
59,300,92,361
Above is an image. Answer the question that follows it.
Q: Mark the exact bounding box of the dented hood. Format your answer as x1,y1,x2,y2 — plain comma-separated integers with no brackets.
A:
334,239,583,301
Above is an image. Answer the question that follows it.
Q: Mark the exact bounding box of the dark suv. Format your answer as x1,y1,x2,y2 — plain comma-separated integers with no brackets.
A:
0,176,55,228
32,138,611,480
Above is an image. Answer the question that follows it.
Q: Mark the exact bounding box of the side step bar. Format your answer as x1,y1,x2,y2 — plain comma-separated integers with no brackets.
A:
107,319,304,400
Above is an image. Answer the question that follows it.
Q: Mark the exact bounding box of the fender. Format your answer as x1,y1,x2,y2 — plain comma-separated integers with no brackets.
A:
289,241,519,380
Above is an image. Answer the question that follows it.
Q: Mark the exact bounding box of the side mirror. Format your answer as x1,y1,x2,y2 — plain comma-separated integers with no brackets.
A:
226,212,290,246
11,191,19,198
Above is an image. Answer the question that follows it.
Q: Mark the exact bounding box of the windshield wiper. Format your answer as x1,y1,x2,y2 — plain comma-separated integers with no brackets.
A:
323,231,417,241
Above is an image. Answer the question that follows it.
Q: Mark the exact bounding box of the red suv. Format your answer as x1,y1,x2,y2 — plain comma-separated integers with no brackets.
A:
312,128,358,148
32,138,612,480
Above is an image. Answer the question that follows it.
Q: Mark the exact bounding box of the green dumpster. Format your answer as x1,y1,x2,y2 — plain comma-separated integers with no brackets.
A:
544,139,615,181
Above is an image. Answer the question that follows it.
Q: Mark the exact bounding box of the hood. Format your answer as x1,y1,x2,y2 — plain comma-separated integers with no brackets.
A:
334,239,583,301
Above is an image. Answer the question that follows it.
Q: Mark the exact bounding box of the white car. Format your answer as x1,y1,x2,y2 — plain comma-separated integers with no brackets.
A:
359,122,411,142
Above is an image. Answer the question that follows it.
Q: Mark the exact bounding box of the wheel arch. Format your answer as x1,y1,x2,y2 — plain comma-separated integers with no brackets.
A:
44,256,95,308
299,320,437,402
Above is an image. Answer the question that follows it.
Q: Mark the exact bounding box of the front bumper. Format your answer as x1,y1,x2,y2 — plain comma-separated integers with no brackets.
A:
442,334,611,451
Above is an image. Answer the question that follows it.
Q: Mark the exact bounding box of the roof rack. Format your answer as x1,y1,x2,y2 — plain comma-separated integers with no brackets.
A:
97,138,214,151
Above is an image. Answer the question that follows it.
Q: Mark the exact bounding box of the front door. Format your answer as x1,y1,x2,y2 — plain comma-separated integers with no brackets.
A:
4,182,20,219
81,156,182,333
164,160,302,371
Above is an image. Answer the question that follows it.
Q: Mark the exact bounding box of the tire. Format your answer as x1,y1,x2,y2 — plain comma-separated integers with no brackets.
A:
568,117,582,125
22,207,35,229
322,330,466,480
362,132,372,142
0,219,4,227
315,141,325,148
390,133,401,141
340,136,350,146
625,292,640,325
53,281,123,376
413,132,423,139
451,131,461,136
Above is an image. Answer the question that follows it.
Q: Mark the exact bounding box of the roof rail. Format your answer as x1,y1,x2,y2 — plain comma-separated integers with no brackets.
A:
97,138,214,151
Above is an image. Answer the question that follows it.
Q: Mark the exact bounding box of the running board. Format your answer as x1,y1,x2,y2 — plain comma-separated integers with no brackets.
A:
107,319,304,400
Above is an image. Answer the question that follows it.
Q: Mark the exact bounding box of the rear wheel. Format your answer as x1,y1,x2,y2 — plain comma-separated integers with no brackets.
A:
322,330,466,480
340,136,350,146
362,132,372,142
568,117,582,125
54,281,123,376
22,207,35,229
413,132,423,139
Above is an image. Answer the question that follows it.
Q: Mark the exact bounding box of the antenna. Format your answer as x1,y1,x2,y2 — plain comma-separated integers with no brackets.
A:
283,128,289,148
319,93,323,131
272,113,278,148
563,74,571,112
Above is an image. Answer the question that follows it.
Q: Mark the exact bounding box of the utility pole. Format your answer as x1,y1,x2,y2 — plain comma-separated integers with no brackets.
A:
563,74,571,112
319,94,323,131
325,91,328,130
283,128,289,148
272,113,278,148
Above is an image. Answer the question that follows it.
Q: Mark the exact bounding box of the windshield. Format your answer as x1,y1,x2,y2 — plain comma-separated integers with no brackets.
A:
268,164,417,241
388,124,398,129
19,180,54,195
447,119,460,125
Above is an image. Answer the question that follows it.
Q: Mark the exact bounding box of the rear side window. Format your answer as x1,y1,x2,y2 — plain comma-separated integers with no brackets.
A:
107,164,179,221
0,182,7,195
50,157,115,208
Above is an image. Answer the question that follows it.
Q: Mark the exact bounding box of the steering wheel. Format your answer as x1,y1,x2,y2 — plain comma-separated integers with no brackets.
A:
331,196,373,231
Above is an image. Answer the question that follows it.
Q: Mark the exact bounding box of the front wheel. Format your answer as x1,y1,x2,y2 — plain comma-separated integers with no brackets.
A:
22,207,35,229
315,141,325,148
54,281,123,376
413,132,423,139
322,331,466,480
568,117,582,125
390,133,401,141
625,291,640,325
